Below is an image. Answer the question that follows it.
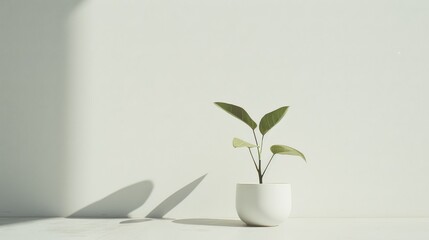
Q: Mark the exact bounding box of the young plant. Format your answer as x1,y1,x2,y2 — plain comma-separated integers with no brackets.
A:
215,102,306,184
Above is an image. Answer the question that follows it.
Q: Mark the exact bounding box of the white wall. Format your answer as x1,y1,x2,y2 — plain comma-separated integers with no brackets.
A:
1,0,429,218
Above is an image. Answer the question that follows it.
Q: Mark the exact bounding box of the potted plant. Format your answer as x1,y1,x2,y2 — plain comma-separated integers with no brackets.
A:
214,102,306,227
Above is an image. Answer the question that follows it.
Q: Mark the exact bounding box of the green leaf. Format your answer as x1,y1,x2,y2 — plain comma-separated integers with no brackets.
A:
270,145,306,161
259,106,288,135
214,102,257,130
232,138,257,148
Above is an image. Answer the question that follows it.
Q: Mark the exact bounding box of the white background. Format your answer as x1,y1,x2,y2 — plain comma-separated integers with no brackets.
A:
1,0,429,218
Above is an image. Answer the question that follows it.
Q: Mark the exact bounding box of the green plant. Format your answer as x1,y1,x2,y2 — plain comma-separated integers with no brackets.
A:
215,102,306,184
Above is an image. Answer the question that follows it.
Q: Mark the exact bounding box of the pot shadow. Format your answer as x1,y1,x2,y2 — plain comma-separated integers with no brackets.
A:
68,180,153,218
145,174,207,219
173,218,251,227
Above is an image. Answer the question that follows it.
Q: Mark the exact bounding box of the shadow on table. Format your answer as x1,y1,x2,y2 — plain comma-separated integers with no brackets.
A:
173,218,250,227
0,218,42,227
120,219,152,224
119,217,175,224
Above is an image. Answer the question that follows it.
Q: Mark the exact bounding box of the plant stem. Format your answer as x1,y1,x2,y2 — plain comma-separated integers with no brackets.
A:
252,130,260,156
259,136,265,184
262,154,275,177
260,135,265,157
248,148,259,174
252,130,263,184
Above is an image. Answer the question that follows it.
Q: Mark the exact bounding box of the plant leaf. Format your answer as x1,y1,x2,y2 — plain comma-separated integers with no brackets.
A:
214,102,257,130
270,145,306,161
259,106,288,135
232,138,257,148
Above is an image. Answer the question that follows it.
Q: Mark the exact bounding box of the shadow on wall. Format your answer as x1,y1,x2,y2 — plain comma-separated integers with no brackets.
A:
68,180,154,218
0,0,206,219
146,174,207,219
69,174,207,219
0,0,83,217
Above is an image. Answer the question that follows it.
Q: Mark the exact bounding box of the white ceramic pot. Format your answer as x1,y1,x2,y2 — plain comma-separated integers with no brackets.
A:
236,183,291,227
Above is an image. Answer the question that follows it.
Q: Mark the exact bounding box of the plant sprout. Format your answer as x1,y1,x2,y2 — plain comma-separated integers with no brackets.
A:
215,102,306,184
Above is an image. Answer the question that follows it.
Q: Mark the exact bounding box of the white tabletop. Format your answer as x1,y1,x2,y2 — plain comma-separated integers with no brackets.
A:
1,217,428,240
